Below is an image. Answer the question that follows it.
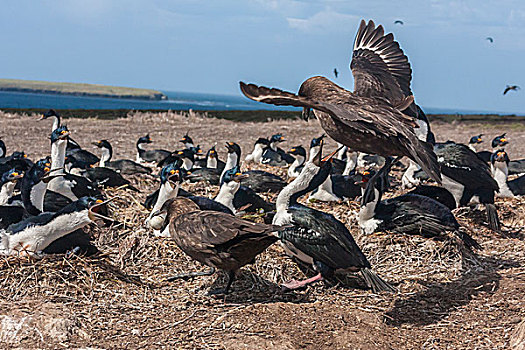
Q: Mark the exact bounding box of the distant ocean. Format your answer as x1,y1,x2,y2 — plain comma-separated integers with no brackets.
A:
0,90,512,115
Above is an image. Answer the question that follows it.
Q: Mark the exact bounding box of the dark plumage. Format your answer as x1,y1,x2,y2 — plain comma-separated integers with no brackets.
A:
359,161,479,249
136,135,171,163
435,141,500,231
503,85,519,95
408,185,456,210
93,140,152,175
240,20,441,185
153,197,282,294
261,134,294,167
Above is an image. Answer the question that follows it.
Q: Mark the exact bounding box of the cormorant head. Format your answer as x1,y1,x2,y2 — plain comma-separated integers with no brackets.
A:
288,146,306,158
138,134,152,144
254,138,270,146
221,165,248,185
160,163,182,185
9,151,28,160
469,134,483,144
179,133,194,145
0,169,23,185
492,133,508,148
92,140,112,151
225,141,241,157
270,134,286,143
310,134,325,149
189,145,203,157
67,196,114,223
206,146,218,159
175,148,195,161
50,125,70,143
491,149,510,165
40,109,59,120
354,169,376,188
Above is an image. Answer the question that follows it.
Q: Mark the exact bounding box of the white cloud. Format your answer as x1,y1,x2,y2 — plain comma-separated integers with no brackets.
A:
286,9,359,33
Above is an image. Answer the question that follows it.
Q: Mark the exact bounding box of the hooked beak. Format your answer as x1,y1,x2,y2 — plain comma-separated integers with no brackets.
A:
41,167,64,183
88,197,117,223
233,173,249,182
321,146,343,163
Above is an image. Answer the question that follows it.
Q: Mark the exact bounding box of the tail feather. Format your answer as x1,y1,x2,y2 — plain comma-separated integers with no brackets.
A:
360,268,397,293
401,136,442,185
454,229,482,250
485,203,501,232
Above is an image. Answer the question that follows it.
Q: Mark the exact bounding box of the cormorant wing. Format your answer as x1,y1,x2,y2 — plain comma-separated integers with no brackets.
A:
351,20,414,113
281,205,370,269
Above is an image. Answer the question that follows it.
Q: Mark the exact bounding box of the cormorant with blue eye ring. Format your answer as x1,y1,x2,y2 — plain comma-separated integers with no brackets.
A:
46,126,102,202
0,197,111,257
357,159,480,249
490,149,525,197
261,134,294,166
273,142,394,292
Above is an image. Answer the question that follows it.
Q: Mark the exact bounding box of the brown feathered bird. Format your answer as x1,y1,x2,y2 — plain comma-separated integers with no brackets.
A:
240,19,441,185
152,197,285,295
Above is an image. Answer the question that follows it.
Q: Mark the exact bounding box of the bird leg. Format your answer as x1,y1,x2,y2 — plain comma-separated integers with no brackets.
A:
281,273,323,292
208,270,236,296
166,267,216,281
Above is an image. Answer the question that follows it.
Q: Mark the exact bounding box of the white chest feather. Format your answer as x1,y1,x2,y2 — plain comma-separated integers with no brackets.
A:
214,182,238,213
401,160,421,189
0,182,16,206
308,176,341,202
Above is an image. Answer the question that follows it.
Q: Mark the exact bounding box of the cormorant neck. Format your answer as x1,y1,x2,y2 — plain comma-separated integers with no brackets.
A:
336,143,347,161
288,155,305,177
184,142,194,149
270,142,278,152
51,116,60,131
0,142,5,158
51,139,67,173
207,156,217,169
309,146,320,162
99,147,112,167
343,152,358,175
182,158,193,170
251,144,265,163
29,181,48,214
468,144,477,152
215,181,239,213
221,152,239,182
277,163,320,212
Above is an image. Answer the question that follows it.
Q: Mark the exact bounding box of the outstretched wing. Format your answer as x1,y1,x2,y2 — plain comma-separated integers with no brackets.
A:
351,20,413,107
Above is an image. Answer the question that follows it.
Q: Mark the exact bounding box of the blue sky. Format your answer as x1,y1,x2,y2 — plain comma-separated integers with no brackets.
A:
1,0,524,114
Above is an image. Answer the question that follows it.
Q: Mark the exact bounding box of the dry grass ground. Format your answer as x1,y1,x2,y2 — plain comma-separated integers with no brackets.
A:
0,110,524,349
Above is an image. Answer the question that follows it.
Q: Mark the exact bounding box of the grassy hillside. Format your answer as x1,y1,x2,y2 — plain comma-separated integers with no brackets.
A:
0,78,166,100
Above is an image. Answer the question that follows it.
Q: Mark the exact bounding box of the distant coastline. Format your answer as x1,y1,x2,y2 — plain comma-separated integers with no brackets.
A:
0,78,166,101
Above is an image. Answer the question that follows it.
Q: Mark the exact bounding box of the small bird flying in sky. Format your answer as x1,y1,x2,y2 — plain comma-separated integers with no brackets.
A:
486,37,494,43
394,20,404,25
333,68,338,78
503,85,520,95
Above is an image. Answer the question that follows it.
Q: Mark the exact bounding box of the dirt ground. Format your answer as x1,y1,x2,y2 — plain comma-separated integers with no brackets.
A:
0,110,524,349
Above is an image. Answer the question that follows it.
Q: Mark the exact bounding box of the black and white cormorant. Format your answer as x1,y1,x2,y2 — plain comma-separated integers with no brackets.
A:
222,142,286,193
490,150,525,197
287,146,306,178
92,140,152,175
136,134,171,164
358,159,480,249
0,139,6,159
245,138,270,164
240,20,442,185
308,135,346,174
150,196,283,295
214,165,274,216
0,196,110,257
179,132,195,149
0,169,23,206
46,126,101,202
272,144,394,292
261,134,294,166
146,163,233,237
435,141,501,231
40,109,100,166
0,151,33,175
